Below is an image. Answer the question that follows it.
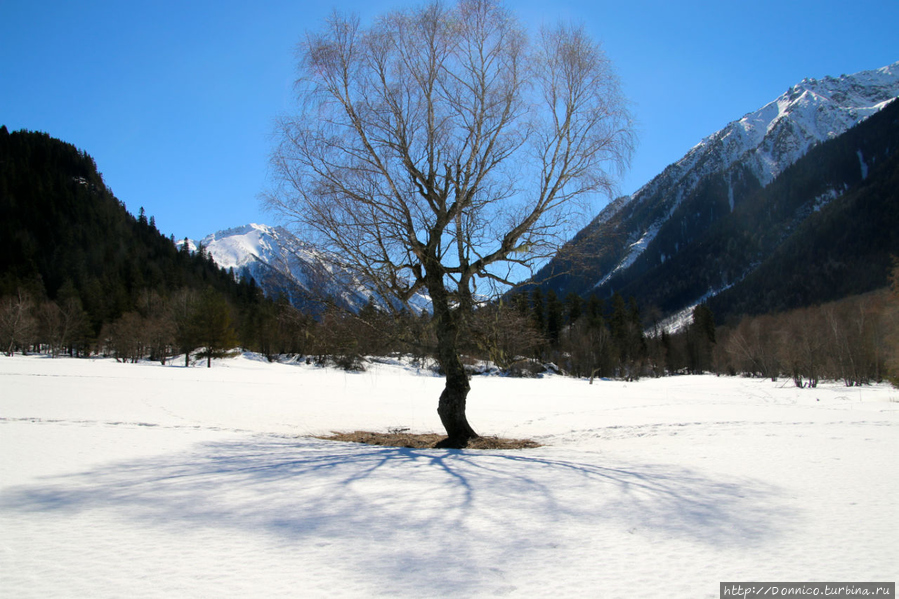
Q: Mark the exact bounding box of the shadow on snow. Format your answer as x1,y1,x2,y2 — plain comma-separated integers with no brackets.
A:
1,432,794,593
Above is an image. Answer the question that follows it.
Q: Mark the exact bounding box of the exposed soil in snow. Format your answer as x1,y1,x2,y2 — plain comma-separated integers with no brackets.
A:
320,431,541,450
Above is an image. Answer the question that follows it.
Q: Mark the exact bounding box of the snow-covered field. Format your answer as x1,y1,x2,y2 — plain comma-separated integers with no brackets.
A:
1,354,896,598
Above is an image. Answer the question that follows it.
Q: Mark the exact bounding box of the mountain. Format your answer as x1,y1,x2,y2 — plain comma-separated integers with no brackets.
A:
181,224,431,313
0,128,265,326
706,99,899,320
534,61,899,321
180,224,335,310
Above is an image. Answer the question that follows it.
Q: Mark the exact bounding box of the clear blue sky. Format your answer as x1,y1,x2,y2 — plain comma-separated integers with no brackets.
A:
2,0,897,242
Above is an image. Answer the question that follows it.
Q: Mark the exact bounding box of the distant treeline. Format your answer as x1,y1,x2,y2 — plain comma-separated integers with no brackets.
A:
5,272,896,389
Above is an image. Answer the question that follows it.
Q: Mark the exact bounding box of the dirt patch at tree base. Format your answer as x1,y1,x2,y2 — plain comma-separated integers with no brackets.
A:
319,431,541,450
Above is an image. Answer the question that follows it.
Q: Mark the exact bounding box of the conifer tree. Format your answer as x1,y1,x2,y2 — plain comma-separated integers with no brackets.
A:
565,293,584,324
686,303,716,373
531,288,546,337
546,289,564,347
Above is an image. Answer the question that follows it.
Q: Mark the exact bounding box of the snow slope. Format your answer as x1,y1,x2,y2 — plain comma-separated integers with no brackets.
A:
198,223,306,273
1,355,897,598
590,61,899,288
181,223,346,308
182,223,431,313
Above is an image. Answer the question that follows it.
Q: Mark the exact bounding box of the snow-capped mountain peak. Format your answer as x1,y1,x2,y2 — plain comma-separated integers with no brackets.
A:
179,223,344,309
673,61,899,192
197,223,299,270
583,61,899,289
181,224,430,313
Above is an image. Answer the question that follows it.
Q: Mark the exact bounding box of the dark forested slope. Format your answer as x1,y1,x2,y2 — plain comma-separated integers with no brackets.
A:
0,127,264,334
532,98,899,323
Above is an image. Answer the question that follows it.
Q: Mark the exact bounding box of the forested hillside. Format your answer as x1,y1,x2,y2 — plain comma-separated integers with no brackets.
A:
708,101,899,318
529,64,899,324
1,128,239,308
0,128,280,360
619,96,899,320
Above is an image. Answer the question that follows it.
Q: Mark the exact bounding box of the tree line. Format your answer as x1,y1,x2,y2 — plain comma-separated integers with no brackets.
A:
712,289,896,387
4,271,898,388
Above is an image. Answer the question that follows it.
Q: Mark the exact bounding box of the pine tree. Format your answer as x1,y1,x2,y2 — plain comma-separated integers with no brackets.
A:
609,292,628,351
686,303,716,374
531,288,546,337
586,294,604,323
546,289,563,347
565,292,583,324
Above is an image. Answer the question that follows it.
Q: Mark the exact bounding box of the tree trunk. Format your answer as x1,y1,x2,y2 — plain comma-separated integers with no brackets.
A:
427,270,478,448
435,345,477,448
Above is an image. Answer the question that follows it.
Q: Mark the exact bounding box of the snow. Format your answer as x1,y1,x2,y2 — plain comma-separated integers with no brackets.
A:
200,223,278,270
810,188,841,213
594,221,664,289
591,62,899,295
179,223,432,313
647,279,737,336
2,354,897,598
649,304,696,336
729,65,898,188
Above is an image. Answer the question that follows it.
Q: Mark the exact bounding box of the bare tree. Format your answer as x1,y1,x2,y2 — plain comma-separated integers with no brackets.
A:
267,0,633,446
38,297,90,357
779,307,825,388
102,312,146,364
0,290,38,356
467,302,544,369
37,301,65,357
136,290,176,365
725,315,780,381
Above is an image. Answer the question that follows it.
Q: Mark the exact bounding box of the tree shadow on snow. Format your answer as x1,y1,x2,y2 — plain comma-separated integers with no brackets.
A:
0,432,795,594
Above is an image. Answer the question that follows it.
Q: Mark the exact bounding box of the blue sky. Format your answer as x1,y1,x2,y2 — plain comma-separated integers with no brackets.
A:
2,0,897,242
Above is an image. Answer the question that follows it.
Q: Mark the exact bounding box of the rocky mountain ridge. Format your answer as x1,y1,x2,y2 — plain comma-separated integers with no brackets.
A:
180,224,431,313
534,61,899,319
